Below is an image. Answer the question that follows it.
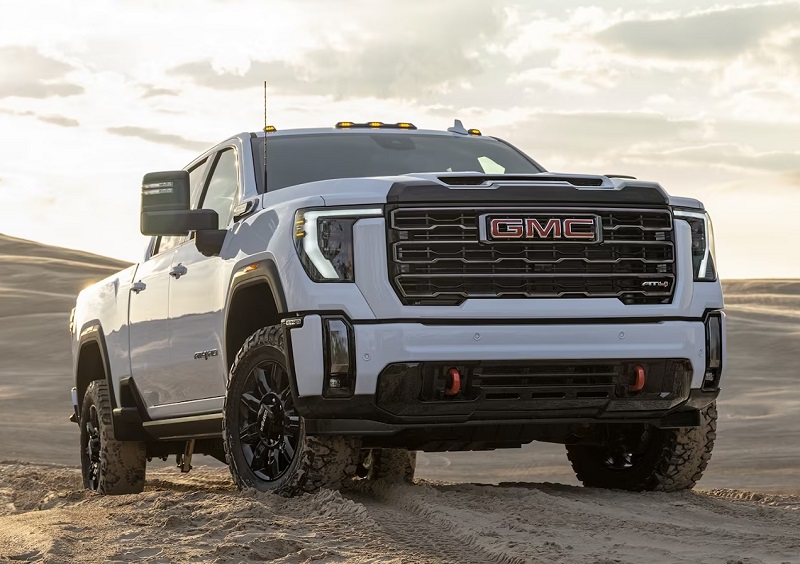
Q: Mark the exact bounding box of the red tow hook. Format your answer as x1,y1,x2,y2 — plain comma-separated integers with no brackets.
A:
445,367,461,396
628,365,646,393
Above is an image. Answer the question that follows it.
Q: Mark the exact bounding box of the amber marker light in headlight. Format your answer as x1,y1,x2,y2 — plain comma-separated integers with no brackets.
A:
294,207,382,281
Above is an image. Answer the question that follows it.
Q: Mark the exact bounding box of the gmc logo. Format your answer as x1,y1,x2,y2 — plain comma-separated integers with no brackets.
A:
487,217,598,240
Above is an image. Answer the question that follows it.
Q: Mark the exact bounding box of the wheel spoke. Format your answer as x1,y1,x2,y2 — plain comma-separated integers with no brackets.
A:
282,436,296,459
268,449,281,476
254,367,271,396
284,414,300,435
239,422,260,444
241,392,261,414
250,441,268,472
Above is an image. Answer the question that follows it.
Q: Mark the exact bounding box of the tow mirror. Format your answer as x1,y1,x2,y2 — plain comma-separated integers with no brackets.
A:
140,170,217,236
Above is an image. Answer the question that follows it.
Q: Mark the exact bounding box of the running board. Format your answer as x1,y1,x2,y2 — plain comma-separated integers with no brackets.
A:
142,413,223,441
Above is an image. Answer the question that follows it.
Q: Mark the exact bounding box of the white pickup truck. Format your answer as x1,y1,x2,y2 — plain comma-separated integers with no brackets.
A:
70,121,725,495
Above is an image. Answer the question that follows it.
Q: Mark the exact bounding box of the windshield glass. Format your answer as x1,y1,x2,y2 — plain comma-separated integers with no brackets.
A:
253,132,543,191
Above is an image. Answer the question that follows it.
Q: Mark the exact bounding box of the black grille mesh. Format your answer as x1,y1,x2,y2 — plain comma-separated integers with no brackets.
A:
387,207,675,305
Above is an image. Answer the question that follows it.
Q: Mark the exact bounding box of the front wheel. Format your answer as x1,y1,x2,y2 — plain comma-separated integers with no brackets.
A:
79,380,147,494
566,401,717,492
223,326,361,495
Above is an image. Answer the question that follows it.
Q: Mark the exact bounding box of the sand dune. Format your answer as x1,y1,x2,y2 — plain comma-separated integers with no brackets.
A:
1,233,799,562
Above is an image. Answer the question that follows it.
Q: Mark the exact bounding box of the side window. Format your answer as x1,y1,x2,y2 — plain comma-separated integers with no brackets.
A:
152,158,209,256
200,149,238,228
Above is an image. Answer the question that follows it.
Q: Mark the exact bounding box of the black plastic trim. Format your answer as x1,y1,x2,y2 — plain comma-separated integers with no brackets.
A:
141,413,223,440
223,259,288,368
681,388,720,410
77,322,116,407
304,413,702,436
386,179,669,206
110,377,150,441
226,259,288,314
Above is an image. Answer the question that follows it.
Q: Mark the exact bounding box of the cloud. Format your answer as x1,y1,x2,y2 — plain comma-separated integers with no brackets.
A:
0,46,84,98
171,1,509,100
639,143,800,173
598,3,800,59
106,126,210,151
36,115,80,127
0,108,79,127
504,111,706,165
141,86,180,99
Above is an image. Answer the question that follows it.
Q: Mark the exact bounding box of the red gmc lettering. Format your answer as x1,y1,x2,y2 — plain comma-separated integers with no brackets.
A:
525,218,561,238
563,218,596,239
490,218,524,238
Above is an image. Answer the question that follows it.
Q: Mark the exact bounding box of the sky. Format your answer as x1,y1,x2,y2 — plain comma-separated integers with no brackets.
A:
0,0,798,278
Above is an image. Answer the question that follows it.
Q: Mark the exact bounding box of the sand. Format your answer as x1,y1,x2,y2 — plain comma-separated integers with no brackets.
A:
0,233,798,562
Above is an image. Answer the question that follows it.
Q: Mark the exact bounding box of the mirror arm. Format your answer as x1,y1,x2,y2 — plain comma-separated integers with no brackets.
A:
195,229,227,257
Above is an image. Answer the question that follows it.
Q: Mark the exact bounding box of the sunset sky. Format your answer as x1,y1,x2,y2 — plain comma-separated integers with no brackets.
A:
0,1,798,277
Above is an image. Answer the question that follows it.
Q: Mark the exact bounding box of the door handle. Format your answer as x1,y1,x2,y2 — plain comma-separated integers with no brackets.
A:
170,263,188,279
131,281,147,294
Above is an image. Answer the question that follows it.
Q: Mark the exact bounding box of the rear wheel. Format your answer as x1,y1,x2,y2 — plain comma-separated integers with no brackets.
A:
79,380,147,494
566,401,717,492
223,326,361,495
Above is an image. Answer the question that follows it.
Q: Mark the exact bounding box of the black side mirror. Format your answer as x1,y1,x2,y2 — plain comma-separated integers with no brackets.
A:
140,170,218,236
141,170,190,213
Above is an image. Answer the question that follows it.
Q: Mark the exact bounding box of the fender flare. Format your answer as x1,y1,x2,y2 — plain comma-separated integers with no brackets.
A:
76,320,118,410
76,322,147,441
225,258,287,315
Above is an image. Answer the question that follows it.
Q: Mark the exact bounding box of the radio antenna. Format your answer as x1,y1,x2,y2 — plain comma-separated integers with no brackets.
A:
263,80,268,192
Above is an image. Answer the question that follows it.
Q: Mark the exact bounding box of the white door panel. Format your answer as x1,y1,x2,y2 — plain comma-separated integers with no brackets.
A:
128,249,174,408
167,241,228,404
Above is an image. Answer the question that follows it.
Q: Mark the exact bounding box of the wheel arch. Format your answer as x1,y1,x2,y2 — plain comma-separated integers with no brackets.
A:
224,259,287,374
75,322,117,414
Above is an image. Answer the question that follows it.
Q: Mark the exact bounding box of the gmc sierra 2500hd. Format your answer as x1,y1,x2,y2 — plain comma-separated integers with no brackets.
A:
70,120,724,495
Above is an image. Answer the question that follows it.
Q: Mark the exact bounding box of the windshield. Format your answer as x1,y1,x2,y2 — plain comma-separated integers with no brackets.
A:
253,132,544,191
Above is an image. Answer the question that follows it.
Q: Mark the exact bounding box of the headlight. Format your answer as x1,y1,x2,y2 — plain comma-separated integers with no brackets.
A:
294,207,382,281
674,209,717,281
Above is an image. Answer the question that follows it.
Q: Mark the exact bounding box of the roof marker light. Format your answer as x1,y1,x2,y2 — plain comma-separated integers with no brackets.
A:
335,121,418,130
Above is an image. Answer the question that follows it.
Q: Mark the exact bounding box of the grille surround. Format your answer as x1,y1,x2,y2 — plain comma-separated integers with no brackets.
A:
387,206,675,305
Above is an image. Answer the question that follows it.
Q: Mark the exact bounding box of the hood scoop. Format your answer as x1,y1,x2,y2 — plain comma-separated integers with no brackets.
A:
435,173,607,188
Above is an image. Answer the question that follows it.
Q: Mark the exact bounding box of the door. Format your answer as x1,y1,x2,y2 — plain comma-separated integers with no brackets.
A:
166,148,239,406
128,241,177,408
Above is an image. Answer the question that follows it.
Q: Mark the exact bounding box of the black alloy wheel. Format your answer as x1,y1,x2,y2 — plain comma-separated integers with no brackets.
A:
598,427,652,471
78,380,147,494
83,404,102,490
566,401,718,491
237,361,301,482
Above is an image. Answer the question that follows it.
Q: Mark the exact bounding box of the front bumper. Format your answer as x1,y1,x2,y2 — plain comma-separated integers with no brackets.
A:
286,314,724,437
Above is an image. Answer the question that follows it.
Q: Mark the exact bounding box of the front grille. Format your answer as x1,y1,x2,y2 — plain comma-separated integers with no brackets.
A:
387,206,675,305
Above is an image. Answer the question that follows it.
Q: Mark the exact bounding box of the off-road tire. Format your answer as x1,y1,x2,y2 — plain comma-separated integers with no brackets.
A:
79,380,147,494
369,449,417,484
223,326,361,496
566,401,717,492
